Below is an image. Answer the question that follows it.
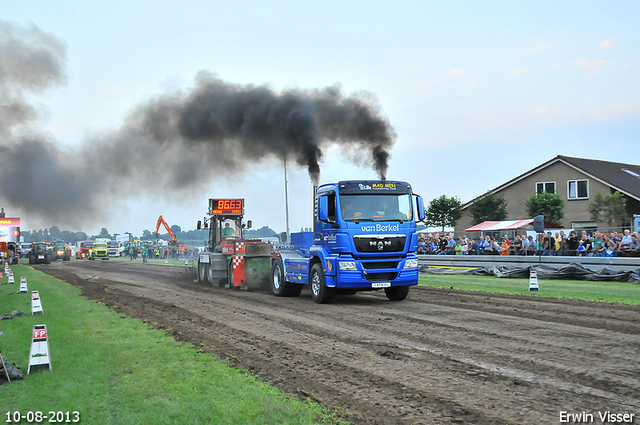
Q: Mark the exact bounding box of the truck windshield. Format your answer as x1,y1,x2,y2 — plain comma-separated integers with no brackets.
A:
340,194,413,222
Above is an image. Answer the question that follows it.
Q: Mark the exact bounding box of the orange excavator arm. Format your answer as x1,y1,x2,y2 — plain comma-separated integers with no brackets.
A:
155,215,177,241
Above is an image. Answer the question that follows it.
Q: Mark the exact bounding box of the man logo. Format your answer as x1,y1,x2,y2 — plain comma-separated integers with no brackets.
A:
371,240,391,251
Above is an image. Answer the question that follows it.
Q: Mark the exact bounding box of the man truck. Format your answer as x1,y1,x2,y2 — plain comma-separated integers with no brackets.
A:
196,180,425,304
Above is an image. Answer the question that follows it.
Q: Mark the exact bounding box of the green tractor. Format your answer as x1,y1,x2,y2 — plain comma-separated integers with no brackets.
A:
52,239,71,261
28,242,52,264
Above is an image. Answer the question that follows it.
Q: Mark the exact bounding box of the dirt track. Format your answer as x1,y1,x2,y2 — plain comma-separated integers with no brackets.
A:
36,260,640,425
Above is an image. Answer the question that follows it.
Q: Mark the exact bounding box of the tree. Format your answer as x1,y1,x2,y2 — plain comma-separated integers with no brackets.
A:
589,191,627,226
425,195,462,232
141,229,154,240
49,226,61,239
470,191,508,225
524,191,564,225
244,226,278,239
91,227,113,240
588,191,605,223
170,224,181,235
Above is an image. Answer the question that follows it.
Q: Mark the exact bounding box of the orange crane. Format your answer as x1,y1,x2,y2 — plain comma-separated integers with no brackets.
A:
155,215,178,246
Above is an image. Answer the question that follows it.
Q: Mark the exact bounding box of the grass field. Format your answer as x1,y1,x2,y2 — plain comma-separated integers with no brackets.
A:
418,273,640,305
0,265,346,424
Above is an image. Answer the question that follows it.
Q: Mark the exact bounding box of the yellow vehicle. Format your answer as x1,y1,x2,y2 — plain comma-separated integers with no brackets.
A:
90,242,109,260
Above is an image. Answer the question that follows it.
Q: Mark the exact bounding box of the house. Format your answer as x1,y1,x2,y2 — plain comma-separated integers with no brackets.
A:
457,155,640,233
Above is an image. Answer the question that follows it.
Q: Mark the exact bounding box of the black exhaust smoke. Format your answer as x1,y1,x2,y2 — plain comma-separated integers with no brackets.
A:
0,22,396,228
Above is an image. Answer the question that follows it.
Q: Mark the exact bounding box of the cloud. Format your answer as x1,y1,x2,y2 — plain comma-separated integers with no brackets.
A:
570,58,613,76
512,39,560,55
416,138,440,148
597,38,615,49
404,64,421,71
447,69,466,78
585,102,640,121
465,79,478,88
508,67,527,75
411,70,471,91
413,79,437,89
531,107,552,118
532,39,559,52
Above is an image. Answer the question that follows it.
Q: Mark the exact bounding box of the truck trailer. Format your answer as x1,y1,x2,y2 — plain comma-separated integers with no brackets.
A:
196,180,425,304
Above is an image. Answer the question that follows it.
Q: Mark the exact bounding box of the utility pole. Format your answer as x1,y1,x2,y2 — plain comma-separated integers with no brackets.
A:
284,155,290,242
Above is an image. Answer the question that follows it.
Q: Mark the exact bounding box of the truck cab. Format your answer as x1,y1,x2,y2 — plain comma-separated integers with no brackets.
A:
90,242,109,260
272,180,425,303
77,241,93,259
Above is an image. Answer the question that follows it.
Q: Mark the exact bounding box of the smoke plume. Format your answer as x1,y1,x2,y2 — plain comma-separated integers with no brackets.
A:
0,22,396,228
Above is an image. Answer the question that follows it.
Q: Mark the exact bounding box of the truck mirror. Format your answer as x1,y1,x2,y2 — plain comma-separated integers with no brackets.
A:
280,232,287,243
416,195,426,222
318,196,329,221
247,220,252,229
197,221,201,230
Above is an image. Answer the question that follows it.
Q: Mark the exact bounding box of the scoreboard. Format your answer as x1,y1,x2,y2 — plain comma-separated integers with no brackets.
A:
208,199,244,216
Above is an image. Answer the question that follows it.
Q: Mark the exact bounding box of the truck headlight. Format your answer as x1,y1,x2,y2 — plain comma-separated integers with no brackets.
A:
339,261,358,271
404,259,418,269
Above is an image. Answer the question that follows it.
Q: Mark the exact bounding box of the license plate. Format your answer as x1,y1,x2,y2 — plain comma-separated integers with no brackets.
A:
372,282,391,288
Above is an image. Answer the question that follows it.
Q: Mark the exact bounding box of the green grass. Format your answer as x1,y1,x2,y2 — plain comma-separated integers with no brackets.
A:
419,273,640,304
0,265,347,424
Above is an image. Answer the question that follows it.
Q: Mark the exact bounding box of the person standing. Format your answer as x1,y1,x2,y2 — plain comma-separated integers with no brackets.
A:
142,246,148,263
501,238,510,255
543,232,555,256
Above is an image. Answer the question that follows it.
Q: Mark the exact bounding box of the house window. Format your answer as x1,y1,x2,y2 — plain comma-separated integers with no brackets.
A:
536,182,556,194
568,180,588,200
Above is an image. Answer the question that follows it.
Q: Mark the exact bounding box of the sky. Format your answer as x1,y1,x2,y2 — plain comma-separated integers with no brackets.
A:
1,1,639,238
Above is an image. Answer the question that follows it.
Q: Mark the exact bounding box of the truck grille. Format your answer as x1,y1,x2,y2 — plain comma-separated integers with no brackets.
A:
354,235,406,253
364,272,398,282
362,261,398,270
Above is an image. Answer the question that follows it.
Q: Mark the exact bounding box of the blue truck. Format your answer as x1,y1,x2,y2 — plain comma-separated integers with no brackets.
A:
271,180,425,303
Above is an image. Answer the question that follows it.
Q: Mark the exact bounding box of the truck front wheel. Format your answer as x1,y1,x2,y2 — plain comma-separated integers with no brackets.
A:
310,263,333,304
272,258,302,297
385,286,409,301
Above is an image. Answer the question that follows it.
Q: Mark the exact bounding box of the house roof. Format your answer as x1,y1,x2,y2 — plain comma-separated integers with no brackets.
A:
462,155,640,209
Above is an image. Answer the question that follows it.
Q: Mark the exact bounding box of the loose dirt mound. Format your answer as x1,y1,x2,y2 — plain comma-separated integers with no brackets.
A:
37,261,640,425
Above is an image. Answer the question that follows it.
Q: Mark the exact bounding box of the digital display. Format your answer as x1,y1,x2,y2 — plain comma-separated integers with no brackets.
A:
208,198,244,216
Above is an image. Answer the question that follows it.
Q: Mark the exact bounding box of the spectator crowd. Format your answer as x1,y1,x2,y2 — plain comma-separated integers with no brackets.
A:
417,229,640,257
